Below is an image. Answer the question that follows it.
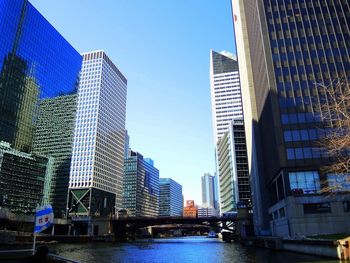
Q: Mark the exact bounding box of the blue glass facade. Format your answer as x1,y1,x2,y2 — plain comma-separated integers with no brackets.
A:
159,178,183,217
0,0,82,152
123,151,159,217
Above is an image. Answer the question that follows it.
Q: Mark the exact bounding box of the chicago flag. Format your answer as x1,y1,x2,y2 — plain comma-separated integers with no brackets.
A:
34,205,54,233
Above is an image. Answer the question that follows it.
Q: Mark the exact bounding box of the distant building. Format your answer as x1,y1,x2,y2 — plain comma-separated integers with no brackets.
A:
124,130,129,158
197,207,217,218
209,50,242,145
33,94,77,218
123,150,159,217
159,178,183,217
217,119,251,214
183,200,198,218
67,51,127,219
209,49,251,216
0,141,52,214
201,173,219,209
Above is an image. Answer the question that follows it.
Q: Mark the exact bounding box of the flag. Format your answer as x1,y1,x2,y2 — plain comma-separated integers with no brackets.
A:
34,205,54,233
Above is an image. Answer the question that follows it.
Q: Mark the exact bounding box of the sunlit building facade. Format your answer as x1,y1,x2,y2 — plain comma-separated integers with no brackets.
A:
217,119,251,214
0,0,82,153
210,50,242,145
232,0,350,236
68,51,127,218
201,173,219,216
183,200,198,218
159,178,183,217
0,0,81,216
123,150,159,217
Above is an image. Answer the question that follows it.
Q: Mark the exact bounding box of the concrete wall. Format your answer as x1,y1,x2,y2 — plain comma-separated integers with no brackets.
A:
269,194,350,237
282,240,339,258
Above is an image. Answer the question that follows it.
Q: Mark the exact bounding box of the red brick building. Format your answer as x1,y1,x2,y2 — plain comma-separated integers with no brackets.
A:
183,200,198,218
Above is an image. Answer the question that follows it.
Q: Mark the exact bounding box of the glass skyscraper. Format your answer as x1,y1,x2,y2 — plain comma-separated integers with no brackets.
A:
33,94,78,218
232,0,350,236
0,141,53,214
201,173,217,209
0,0,81,215
0,0,82,153
123,151,159,217
159,178,183,217
68,51,127,219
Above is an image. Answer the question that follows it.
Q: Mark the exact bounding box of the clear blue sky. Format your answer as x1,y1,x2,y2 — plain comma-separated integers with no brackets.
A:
30,0,235,204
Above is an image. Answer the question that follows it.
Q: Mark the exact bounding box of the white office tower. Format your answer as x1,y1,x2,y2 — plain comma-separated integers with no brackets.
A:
68,51,127,219
210,50,242,145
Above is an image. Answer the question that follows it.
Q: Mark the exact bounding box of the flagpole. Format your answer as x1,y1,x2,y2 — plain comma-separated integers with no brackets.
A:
32,232,36,255
33,205,38,255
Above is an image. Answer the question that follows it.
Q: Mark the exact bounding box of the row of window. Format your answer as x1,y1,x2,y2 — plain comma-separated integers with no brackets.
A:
284,128,323,142
286,147,327,160
281,112,321,124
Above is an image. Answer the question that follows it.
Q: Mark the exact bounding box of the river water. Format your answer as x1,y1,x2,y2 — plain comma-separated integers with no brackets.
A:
48,236,345,263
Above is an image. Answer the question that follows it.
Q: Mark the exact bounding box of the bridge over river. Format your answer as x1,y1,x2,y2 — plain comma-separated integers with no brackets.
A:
111,216,238,241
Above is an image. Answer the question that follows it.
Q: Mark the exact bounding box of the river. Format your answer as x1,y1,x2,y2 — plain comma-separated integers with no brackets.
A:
48,236,345,263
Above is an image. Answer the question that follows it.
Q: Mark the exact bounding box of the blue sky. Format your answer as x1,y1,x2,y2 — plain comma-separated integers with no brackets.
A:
30,0,235,204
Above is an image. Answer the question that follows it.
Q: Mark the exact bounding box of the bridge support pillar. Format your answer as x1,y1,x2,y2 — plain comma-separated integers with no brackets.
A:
114,221,127,242
147,226,154,237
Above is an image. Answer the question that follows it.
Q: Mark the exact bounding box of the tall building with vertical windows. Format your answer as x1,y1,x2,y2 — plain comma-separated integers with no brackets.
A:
201,173,218,209
0,0,81,216
159,178,183,217
0,141,53,215
123,150,159,217
210,49,251,216
217,119,251,214
232,0,350,236
67,51,127,219
210,50,242,145
33,94,78,218
0,0,82,153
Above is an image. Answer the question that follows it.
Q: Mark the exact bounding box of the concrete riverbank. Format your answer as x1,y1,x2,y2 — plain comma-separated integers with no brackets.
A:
241,236,350,260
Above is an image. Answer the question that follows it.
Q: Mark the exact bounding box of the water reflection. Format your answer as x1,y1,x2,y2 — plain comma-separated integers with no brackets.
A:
49,237,346,263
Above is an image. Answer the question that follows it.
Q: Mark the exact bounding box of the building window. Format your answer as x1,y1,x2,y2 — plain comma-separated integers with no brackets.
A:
304,203,331,214
279,207,285,218
343,202,350,212
289,171,320,194
327,174,350,192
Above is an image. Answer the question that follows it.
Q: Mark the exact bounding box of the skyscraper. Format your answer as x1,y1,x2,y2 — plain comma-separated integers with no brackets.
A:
0,141,53,215
33,94,78,218
0,0,82,152
209,49,251,216
201,173,217,209
217,119,251,213
67,51,127,218
232,0,350,236
210,50,242,145
123,150,159,217
159,178,183,217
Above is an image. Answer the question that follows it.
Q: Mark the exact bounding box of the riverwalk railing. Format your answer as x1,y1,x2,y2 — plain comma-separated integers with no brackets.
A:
0,249,80,263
